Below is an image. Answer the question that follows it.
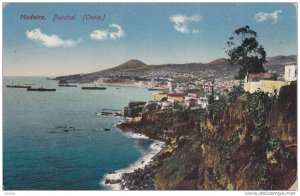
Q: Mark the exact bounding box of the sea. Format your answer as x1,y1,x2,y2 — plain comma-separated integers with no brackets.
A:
3,76,159,190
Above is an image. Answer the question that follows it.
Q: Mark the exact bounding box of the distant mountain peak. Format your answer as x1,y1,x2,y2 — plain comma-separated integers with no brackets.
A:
113,59,147,70
207,58,230,65
126,59,146,64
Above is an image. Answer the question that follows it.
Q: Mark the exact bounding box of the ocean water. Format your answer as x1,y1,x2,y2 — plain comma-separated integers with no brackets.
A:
3,76,155,190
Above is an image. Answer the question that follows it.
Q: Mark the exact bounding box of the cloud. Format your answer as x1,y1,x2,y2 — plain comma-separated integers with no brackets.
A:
26,28,81,47
90,30,109,41
254,10,283,24
109,24,125,40
170,14,201,33
90,24,125,41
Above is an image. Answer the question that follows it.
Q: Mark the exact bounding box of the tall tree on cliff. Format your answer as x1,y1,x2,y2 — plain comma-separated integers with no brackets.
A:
225,26,267,79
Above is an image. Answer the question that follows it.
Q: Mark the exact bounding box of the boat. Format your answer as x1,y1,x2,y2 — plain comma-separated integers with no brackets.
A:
27,86,56,92
81,86,107,90
148,87,166,91
59,84,77,87
6,83,31,88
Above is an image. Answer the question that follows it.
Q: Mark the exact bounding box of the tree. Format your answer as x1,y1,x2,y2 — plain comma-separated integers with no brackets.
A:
225,26,267,79
227,85,245,104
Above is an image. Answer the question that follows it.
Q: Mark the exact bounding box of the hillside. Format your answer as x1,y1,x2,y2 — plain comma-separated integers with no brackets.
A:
55,55,296,83
266,55,297,65
55,60,238,83
55,59,148,83
264,55,297,75
116,82,297,190
207,58,230,65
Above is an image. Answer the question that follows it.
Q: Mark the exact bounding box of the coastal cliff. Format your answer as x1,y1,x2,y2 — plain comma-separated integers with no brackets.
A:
267,82,297,146
117,82,297,190
118,108,202,143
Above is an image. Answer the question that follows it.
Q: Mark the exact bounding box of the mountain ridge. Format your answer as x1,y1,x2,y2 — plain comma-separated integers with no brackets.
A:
266,55,297,65
55,55,296,83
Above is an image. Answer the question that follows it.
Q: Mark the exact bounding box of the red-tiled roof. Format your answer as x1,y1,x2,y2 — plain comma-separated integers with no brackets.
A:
168,93,183,97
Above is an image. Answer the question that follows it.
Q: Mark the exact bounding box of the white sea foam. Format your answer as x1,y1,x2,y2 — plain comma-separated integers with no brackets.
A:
100,132,165,190
124,132,149,139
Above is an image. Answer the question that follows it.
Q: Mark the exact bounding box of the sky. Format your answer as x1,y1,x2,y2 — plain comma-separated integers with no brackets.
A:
3,3,297,76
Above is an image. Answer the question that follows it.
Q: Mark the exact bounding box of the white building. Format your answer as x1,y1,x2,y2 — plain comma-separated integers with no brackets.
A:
198,97,209,109
285,65,297,82
161,101,173,110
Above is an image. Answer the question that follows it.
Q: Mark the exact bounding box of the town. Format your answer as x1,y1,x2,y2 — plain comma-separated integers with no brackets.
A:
90,63,297,117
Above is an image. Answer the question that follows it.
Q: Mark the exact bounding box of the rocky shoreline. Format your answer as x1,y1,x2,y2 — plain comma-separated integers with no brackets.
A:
104,164,156,190
122,165,155,190
102,134,165,190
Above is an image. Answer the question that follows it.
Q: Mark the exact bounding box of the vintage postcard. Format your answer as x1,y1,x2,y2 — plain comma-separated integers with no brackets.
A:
2,2,297,193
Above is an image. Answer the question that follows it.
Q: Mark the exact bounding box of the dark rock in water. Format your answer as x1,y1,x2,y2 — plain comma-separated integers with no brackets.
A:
105,179,121,184
100,111,122,117
101,111,114,116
